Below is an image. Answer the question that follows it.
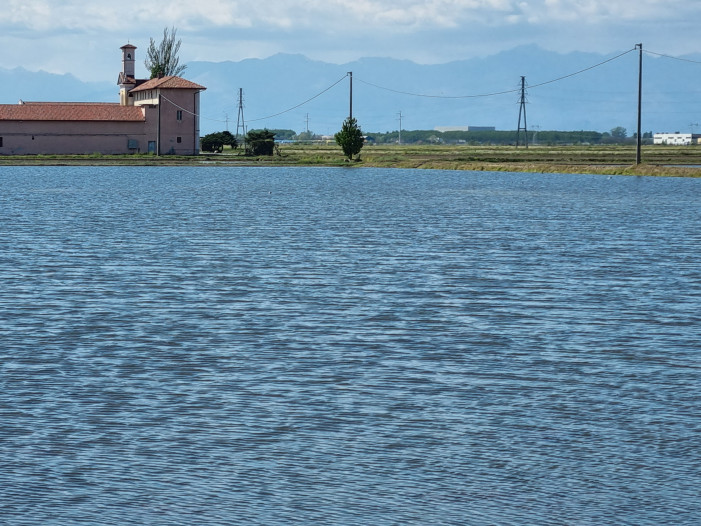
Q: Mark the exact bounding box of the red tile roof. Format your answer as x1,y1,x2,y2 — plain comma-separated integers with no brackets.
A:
130,75,206,92
0,102,146,122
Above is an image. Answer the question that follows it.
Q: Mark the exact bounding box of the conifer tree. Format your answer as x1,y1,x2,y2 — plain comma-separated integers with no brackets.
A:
335,117,365,160
245,129,276,156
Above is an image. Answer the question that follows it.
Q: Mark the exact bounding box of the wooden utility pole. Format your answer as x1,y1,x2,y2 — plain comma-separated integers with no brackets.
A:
636,43,643,165
157,93,161,156
398,111,403,144
348,72,353,120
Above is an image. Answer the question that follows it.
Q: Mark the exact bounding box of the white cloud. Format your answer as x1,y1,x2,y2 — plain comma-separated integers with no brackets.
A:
0,0,699,81
1,0,698,32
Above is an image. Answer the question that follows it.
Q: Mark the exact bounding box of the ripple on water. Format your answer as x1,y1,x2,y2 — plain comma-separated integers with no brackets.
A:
0,167,699,525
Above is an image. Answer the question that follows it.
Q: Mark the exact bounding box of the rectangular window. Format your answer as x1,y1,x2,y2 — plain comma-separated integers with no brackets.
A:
177,137,182,143
0,137,3,147
176,110,183,121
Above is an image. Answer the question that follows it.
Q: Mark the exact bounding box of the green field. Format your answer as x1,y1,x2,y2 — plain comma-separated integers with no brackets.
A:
274,143,701,177
3,144,701,177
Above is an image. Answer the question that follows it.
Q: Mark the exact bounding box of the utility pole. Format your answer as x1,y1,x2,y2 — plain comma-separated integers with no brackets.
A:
636,43,643,165
235,88,246,139
224,113,229,132
157,93,161,156
348,71,353,120
305,113,310,134
516,76,528,148
398,111,403,145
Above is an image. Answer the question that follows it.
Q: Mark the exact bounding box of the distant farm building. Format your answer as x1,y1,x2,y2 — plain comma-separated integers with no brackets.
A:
653,132,701,146
0,44,205,155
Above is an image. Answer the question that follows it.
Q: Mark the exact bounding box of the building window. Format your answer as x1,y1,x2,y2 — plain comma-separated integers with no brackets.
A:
176,110,183,121
0,137,3,147
177,137,182,143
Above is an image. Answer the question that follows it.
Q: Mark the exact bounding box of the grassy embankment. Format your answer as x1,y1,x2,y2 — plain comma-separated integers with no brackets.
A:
2,144,701,177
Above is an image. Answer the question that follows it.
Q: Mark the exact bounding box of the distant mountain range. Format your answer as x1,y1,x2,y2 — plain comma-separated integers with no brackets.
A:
2,46,700,136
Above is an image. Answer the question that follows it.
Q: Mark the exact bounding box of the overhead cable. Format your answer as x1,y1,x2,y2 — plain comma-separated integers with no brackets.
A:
248,74,349,122
644,49,701,65
160,93,227,123
356,48,637,99
162,74,349,125
355,78,521,99
526,48,637,89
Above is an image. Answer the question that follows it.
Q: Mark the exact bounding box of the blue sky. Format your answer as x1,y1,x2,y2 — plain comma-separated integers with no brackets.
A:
1,0,701,82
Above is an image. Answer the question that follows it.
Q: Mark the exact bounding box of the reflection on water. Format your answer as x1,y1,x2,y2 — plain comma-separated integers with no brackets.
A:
1,166,700,525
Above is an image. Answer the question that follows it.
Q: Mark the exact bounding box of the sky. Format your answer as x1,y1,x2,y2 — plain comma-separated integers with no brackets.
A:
1,0,701,82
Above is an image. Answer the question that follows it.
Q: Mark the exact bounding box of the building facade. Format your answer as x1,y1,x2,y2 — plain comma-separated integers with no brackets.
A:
653,132,701,146
0,44,205,155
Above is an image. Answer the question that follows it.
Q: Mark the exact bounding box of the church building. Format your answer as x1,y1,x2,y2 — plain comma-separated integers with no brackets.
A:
0,44,206,155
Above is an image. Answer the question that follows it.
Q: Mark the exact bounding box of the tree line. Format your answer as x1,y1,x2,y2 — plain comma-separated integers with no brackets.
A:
365,128,653,146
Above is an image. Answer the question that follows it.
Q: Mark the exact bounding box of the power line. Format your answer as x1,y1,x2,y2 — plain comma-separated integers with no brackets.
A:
527,48,636,90
169,45,701,130
160,94,199,116
247,74,349,123
355,48,637,99
162,75,349,126
160,93,227,123
644,50,701,65
355,77,521,99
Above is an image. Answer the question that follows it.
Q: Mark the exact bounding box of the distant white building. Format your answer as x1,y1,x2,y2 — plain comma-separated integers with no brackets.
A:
654,132,701,145
435,126,469,132
434,126,495,132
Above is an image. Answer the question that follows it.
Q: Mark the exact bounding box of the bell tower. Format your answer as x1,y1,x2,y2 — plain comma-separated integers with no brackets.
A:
119,44,137,106
121,44,136,78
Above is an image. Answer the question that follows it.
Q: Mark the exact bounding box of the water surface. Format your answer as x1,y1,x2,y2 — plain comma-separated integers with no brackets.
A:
1,166,699,525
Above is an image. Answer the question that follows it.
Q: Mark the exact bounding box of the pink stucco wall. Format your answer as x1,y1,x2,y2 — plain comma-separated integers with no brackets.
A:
0,90,202,156
154,90,201,155
0,120,150,155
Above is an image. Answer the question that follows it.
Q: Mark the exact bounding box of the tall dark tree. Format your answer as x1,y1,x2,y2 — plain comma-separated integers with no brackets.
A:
245,129,276,156
335,117,365,160
145,27,187,79
610,126,628,139
200,131,237,153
